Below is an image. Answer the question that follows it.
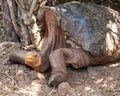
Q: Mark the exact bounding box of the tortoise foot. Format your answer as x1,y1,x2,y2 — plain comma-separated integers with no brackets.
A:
48,72,67,86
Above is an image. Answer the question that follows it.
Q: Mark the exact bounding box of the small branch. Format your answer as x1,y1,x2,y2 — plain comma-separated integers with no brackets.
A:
5,71,17,86
15,0,38,17
19,20,30,48
29,0,38,16
14,0,26,13
0,71,18,87
7,0,21,37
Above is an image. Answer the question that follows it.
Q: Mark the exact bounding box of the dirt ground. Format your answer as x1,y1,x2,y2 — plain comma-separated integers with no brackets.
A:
0,33,120,96
0,1,120,95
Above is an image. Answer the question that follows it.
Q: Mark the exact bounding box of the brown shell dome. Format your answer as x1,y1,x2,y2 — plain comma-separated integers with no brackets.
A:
41,1,120,57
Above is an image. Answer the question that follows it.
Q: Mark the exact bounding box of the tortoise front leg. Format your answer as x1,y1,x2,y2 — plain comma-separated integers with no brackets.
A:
48,49,68,86
48,48,90,86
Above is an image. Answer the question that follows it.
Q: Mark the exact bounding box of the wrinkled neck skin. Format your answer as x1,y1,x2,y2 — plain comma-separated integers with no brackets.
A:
38,8,67,72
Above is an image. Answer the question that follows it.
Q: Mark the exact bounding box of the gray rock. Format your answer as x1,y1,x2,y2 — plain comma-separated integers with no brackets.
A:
58,82,78,96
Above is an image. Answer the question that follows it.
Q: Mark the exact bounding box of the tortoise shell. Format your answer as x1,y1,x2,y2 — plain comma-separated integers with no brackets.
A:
41,2,120,56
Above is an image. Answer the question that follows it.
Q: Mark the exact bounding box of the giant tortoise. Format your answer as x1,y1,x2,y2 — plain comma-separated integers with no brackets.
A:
9,1,120,86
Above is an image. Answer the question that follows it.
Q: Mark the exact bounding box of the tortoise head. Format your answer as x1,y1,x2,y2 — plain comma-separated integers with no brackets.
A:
9,50,49,72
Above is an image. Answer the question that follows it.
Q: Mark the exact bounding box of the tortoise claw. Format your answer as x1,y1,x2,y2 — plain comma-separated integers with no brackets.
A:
48,72,67,86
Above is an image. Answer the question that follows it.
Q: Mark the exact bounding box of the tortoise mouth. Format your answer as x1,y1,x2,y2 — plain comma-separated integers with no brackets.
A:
25,52,42,72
